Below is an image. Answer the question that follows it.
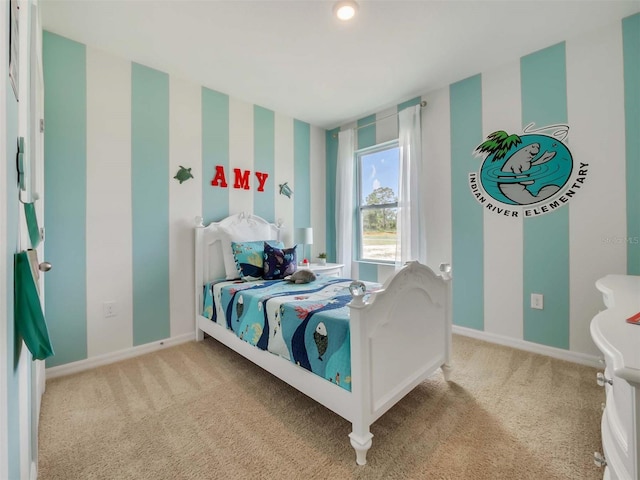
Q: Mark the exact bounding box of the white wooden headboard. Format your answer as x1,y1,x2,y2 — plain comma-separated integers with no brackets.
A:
195,212,281,286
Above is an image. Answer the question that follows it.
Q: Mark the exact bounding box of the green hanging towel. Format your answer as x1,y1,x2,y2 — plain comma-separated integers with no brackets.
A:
14,251,54,360
23,202,41,248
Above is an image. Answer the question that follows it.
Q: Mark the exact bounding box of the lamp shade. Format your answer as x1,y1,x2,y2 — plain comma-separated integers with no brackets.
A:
295,227,313,245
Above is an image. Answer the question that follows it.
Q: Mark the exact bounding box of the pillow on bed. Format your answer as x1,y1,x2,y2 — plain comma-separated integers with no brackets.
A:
220,229,241,279
263,243,297,280
232,240,284,281
220,222,275,279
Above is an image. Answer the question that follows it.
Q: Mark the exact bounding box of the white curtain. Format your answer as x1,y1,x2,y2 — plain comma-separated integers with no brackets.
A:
336,129,355,278
396,104,426,266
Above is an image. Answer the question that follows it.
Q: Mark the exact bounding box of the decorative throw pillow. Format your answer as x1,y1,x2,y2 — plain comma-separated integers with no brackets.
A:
232,240,284,281
263,243,297,280
220,222,274,280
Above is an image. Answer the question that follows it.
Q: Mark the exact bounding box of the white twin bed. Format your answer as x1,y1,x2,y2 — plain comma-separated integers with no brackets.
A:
194,212,452,465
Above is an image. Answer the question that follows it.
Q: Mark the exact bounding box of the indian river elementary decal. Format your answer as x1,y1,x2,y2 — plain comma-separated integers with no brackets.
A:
470,123,588,217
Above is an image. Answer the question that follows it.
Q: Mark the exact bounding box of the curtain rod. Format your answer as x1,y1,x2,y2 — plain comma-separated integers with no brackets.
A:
332,100,427,138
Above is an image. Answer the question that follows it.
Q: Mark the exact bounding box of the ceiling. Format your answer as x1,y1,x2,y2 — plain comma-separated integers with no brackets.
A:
40,0,640,130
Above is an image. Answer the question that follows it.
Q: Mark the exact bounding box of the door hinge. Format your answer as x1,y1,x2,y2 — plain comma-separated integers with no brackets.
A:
40,119,44,133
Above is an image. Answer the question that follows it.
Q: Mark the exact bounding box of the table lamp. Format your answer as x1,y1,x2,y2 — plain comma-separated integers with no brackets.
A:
295,227,313,265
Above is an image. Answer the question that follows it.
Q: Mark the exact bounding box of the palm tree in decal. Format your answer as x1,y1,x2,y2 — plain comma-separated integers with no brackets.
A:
474,130,522,161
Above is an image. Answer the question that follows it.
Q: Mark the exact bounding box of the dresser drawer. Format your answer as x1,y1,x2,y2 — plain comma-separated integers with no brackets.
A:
601,404,635,479
307,263,344,278
605,384,629,455
316,266,342,277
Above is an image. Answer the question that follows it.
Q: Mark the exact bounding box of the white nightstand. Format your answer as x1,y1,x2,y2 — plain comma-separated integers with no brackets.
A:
305,263,344,277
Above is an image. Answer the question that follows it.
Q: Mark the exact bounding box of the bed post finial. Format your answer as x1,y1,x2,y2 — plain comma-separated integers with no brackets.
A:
348,281,367,307
439,262,452,281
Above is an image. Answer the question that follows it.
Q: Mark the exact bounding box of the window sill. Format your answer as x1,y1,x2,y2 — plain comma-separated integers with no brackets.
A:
356,260,396,267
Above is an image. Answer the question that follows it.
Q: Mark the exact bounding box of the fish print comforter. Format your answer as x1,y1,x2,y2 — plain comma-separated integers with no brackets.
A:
202,276,377,392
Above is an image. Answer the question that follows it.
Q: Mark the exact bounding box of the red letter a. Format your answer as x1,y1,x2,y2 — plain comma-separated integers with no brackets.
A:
211,165,228,187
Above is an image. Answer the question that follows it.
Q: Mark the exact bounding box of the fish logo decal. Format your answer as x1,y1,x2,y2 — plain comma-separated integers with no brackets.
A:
313,322,328,361
470,123,587,218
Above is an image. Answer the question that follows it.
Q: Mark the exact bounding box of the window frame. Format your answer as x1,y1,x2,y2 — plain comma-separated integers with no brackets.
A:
355,139,400,264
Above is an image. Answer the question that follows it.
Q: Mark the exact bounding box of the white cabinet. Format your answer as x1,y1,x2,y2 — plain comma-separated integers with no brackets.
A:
591,275,640,480
306,263,344,277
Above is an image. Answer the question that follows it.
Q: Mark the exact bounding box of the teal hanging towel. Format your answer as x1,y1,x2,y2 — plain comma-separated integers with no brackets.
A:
23,202,41,248
14,251,54,360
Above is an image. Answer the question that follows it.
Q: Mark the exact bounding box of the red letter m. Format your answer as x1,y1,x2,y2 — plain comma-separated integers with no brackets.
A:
233,169,251,190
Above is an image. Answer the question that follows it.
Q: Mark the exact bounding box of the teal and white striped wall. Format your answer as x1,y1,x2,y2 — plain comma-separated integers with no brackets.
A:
43,32,326,369
448,16,638,357
328,14,639,359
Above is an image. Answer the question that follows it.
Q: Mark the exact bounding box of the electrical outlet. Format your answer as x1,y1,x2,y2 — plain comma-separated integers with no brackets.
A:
531,293,544,310
103,301,117,318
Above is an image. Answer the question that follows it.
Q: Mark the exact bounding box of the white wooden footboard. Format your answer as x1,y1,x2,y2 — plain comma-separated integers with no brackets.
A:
194,216,452,466
348,261,452,465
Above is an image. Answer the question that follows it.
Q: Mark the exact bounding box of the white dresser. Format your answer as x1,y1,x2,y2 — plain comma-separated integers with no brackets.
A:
591,274,640,480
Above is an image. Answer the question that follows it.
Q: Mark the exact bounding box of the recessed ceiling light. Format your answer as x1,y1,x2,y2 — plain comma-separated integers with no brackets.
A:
334,0,358,21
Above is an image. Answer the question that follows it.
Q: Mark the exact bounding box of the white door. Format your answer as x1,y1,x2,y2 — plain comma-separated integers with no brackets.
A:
17,1,46,478
29,3,47,479
30,0,46,405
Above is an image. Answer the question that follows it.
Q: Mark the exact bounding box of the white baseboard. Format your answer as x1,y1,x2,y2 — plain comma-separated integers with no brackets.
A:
452,325,602,368
45,332,195,379
45,327,601,379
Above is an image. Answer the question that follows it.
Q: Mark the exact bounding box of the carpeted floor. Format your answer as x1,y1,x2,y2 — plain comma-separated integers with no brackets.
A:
38,335,605,479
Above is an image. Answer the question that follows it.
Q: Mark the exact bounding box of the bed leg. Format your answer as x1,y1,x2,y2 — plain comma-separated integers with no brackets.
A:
441,363,452,382
195,328,204,342
349,431,373,466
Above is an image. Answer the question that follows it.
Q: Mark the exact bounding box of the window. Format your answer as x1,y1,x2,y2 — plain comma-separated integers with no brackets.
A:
356,141,400,262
